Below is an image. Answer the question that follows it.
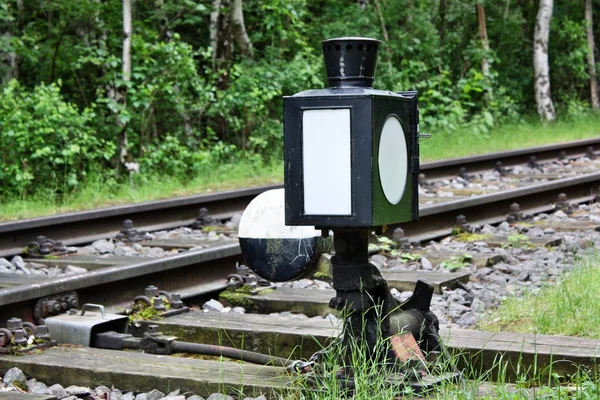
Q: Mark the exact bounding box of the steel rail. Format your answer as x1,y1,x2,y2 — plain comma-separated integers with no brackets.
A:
0,242,242,322
0,185,280,258
2,169,600,322
397,171,600,242
420,137,600,180
2,138,600,258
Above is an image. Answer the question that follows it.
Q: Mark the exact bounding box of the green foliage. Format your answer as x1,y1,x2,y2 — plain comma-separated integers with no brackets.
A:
455,233,493,242
0,80,115,198
1,0,599,201
507,233,532,249
440,254,473,271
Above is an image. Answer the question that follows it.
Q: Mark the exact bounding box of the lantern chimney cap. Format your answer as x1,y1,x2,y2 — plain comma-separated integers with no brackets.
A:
321,37,381,88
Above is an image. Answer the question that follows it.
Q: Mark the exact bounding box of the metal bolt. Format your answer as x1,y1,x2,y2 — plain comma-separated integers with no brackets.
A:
153,296,166,312
587,146,596,159
40,242,52,255
13,329,27,345
35,325,51,340
147,324,160,335
245,274,258,288
459,167,468,179
528,156,538,168
236,264,250,276
418,173,426,184
559,150,567,160
122,219,134,230
6,318,22,331
495,161,505,174
510,203,521,213
46,300,61,314
558,193,567,201
27,241,40,252
170,294,183,309
35,236,47,245
392,228,405,240
69,298,79,310
145,285,159,298
199,208,208,218
54,241,67,252
456,215,467,225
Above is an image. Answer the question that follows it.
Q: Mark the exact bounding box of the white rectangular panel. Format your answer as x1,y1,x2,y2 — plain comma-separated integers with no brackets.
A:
302,108,352,215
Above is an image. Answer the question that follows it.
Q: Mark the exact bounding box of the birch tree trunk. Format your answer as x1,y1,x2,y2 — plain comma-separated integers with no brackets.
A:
120,0,132,165
585,0,599,110
230,0,253,58
210,0,221,68
533,0,556,121
373,0,392,76
476,2,490,76
1,0,22,83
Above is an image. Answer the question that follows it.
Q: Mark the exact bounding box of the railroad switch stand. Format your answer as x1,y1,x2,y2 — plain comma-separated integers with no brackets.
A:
238,37,458,392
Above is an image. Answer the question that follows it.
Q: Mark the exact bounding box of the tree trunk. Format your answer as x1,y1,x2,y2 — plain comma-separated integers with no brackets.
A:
585,0,599,109
210,0,221,68
533,0,556,121
373,0,393,76
120,0,132,165
123,0,132,81
476,2,490,76
230,0,253,58
504,0,511,19
16,0,24,30
438,0,447,46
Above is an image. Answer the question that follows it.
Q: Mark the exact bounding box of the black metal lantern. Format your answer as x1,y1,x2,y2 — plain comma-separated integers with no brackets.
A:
284,37,420,228
238,38,449,380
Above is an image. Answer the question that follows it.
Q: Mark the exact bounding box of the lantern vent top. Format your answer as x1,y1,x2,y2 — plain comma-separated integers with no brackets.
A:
321,37,381,88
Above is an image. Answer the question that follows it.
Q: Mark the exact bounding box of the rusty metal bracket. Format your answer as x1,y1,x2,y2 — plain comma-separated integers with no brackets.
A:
33,291,79,323
0,318,56,354
26,235,73,259
227,264,276,294
115,219,152,242
128,285,189,319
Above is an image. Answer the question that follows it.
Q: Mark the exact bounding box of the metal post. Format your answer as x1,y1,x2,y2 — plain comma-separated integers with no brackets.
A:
329,229,396,363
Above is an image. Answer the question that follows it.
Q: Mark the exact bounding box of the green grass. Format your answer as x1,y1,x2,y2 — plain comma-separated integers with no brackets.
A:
480,254,600,338
420,112,600,161
0,157,283,221
1,113,600,221
285,303,600,399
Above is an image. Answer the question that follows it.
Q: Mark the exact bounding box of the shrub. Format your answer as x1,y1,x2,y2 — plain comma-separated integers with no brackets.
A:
0,80,115,198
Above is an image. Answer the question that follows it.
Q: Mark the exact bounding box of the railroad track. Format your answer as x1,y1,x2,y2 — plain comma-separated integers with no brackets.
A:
1,137,599,257
2,139,600,320
2,139,600,398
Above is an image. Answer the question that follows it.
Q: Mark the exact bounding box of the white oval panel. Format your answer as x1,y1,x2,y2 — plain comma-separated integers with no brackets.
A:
378,115,408,205
238,189,321,239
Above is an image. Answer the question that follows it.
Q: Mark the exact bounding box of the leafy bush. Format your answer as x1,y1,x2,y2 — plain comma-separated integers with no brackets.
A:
0,80,115,198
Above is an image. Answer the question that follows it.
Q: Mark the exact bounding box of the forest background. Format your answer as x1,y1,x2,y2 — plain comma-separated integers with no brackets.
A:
1,0,599,208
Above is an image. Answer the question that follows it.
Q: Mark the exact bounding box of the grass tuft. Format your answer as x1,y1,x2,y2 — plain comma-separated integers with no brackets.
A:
481,254,600,338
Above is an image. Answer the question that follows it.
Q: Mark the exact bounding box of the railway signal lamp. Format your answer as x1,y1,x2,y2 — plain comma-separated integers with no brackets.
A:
283,37,420,228
239,37,442,380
